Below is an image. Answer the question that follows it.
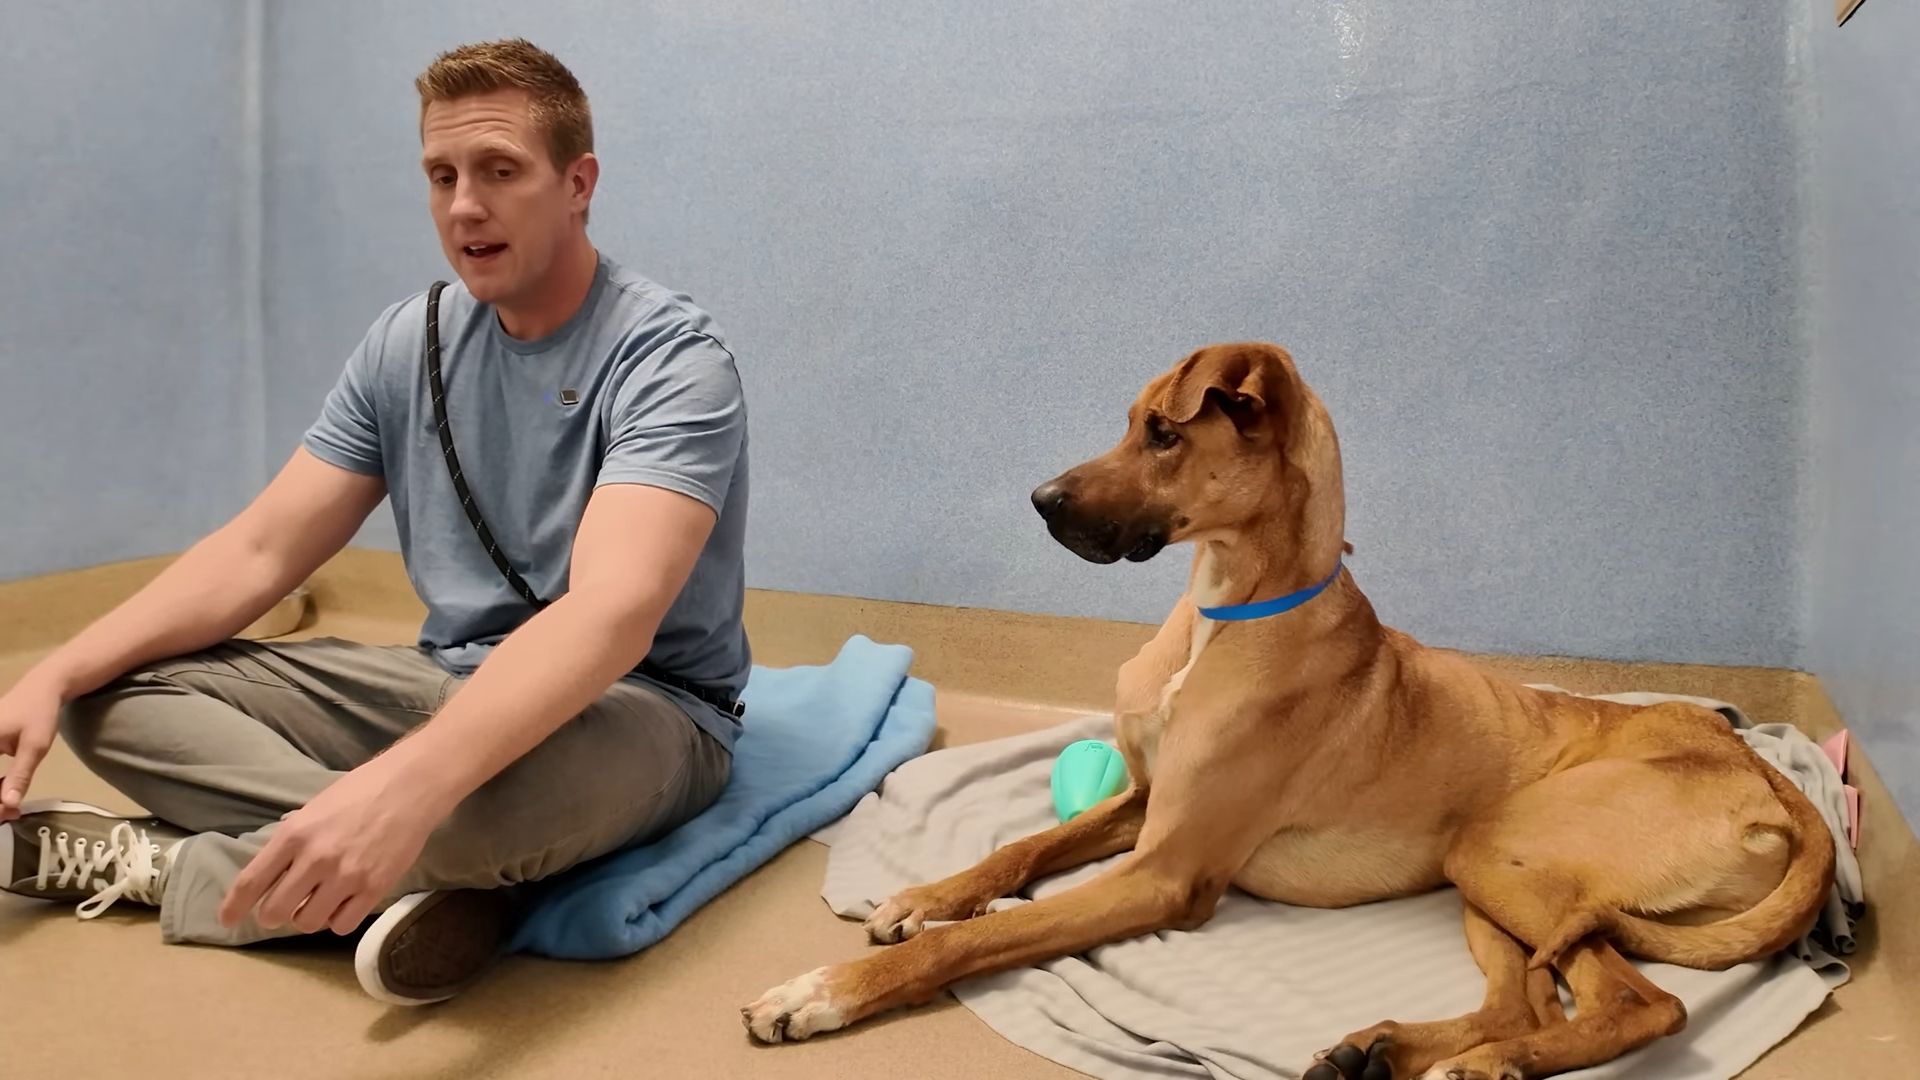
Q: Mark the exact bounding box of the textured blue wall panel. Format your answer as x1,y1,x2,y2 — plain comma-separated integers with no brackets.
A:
1,3,1808,670
259,2,1808,667
1807,0,1920,825
0,3,255,580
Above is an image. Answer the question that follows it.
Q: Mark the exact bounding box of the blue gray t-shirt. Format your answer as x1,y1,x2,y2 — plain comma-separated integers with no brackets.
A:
303,253,751,750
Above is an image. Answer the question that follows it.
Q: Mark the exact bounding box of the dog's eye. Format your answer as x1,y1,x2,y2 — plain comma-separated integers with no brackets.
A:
1145,419,1181,451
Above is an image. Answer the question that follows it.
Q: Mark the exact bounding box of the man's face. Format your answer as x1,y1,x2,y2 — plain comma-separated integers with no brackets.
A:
421,89,590,309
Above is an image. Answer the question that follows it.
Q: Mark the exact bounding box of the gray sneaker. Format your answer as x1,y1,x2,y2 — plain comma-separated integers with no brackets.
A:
1,800,189,918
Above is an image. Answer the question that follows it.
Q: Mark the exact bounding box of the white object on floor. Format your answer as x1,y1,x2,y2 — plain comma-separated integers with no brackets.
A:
236,583,311,640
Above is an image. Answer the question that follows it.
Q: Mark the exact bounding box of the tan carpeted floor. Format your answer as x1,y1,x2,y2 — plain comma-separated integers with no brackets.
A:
2,551,1914,1079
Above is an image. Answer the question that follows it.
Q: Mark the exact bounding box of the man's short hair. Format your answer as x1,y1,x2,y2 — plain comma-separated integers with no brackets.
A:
415,38,593,172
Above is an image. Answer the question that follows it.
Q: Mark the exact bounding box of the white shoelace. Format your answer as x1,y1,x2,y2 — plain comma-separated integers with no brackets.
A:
36,821,172,919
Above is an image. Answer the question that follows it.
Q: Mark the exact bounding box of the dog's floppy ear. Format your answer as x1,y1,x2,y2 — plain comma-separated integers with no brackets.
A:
1161,345,1275,433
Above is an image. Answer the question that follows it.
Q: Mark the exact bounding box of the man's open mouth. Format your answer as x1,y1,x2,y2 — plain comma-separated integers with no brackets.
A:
462,243,508,261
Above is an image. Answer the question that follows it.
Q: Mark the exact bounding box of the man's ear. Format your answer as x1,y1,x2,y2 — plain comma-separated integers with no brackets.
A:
568,152,600,212
1161,345,1275,434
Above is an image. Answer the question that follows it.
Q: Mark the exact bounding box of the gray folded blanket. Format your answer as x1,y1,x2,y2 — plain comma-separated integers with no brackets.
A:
814,689,1857,1080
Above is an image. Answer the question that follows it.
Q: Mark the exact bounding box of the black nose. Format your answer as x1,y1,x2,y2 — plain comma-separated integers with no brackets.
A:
1031,481,1069,520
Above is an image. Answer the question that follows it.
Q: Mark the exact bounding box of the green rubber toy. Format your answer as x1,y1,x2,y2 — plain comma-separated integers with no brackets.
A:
1050,739,1129,822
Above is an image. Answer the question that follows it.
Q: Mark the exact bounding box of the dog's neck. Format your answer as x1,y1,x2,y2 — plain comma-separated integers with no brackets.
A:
1192,500,1348,618
1195,538,1342,614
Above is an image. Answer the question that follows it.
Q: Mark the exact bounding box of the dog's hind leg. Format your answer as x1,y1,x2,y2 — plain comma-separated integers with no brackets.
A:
1423,938,1684,1080
1306,902,1556,1080
864,786,1147,944
1405,768,1717,1078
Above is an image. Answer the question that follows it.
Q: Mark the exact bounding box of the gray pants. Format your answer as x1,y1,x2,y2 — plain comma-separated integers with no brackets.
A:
57,637,731,946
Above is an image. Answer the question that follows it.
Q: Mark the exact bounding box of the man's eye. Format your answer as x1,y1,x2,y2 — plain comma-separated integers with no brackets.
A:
494,168,514,180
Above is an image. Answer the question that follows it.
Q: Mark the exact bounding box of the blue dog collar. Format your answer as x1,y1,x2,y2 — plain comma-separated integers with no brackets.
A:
1196,558,1344,622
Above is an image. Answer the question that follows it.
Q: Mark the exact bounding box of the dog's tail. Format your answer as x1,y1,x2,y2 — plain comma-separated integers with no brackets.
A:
1528,763,1835,972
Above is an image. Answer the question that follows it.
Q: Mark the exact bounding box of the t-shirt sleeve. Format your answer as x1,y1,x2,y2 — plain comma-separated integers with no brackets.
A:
302,309,393,477
597,331,746,511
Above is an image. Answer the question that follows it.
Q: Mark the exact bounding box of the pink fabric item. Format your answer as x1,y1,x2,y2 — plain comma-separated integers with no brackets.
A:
1819,730,1862,850
1820,730,1850,776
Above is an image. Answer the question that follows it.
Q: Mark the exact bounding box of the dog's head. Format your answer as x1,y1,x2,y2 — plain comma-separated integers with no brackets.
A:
1030,342,1343,565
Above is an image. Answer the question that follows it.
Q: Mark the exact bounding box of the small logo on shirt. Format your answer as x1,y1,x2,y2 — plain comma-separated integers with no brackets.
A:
548,388,581,407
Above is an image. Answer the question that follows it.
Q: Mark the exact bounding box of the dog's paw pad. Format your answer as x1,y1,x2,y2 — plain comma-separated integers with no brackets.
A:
1311,1034,1395,1080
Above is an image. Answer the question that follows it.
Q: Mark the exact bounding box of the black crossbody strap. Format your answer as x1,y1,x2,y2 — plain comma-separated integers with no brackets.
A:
425,280,546,610
421,281,743,718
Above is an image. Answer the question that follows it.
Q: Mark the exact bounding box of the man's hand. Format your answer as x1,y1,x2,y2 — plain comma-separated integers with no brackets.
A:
0,677,64,822
217,754,449,935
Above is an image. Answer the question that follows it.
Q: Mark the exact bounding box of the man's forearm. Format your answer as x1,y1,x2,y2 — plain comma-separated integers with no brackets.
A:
380,592,665,815
26,524,308,703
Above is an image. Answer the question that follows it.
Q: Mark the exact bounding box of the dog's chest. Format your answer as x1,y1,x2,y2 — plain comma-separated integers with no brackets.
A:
1125,551,1227,780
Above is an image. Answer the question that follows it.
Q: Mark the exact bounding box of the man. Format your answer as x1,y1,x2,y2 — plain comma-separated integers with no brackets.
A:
0,38,749,1006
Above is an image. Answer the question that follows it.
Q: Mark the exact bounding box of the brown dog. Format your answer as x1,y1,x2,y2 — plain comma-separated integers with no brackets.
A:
743,343,1834,1079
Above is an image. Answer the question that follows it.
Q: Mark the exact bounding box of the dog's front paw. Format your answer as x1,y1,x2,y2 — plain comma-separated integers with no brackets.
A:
742,967,847,1043
864,895,925,944
865,891,947,944
864,883,992,944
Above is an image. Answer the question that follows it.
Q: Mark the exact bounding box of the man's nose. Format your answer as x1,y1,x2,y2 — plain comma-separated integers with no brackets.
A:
449,178,488,221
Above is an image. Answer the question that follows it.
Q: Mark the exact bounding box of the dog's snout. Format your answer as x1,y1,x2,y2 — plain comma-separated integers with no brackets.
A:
1031,481,1069,520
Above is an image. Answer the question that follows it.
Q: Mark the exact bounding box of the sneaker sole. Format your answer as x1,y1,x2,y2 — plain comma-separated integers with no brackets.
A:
355,892,441,1006
354,889,518,1007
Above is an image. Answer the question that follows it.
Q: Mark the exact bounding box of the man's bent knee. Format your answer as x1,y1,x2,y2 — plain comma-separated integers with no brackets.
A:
417,719,728,890
416,782,642,891
56,674,152,765
55,656,245,782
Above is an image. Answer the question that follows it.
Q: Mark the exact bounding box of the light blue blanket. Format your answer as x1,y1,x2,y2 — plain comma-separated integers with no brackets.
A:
511,635,937,960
